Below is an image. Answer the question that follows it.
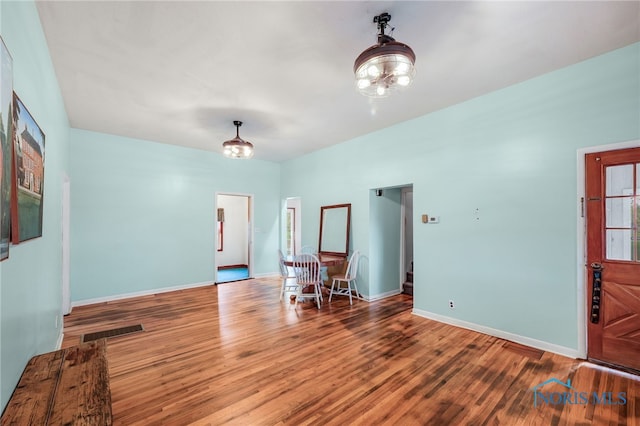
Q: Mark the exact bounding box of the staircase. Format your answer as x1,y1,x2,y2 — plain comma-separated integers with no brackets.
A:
402,271,413,296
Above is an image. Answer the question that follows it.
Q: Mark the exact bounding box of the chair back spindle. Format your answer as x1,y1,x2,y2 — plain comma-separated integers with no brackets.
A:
292,254,323,309
345,251,360,280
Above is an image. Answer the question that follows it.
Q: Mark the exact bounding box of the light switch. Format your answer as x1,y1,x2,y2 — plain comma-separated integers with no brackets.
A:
422,214,428,223
428,216,439,224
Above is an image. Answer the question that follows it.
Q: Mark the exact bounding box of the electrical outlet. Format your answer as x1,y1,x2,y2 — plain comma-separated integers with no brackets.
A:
449,300,455,309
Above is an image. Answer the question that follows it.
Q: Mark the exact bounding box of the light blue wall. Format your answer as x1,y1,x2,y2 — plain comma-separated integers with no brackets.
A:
0,1,70,409
281,43,640,351
69,129,281,302
0,0,637,413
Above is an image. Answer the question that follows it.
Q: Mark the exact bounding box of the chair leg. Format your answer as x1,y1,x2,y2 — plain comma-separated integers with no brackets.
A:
282,277,297,301
329,279,336,302
329,279,360,304
352,280,360,300
315,283,321,309
279,279,285,301
295,286,302,308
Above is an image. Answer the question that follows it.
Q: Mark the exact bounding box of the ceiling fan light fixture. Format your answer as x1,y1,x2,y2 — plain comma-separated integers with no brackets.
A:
354,13,416,98
222,120,254,159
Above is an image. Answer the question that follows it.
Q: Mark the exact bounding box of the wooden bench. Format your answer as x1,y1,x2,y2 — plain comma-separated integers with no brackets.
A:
1,339,112,425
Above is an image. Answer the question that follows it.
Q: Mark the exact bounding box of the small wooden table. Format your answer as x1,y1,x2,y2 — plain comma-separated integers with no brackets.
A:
282,253,346,268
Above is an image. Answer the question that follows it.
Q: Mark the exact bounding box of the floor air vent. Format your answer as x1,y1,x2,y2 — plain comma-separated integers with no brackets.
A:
81,324,144,343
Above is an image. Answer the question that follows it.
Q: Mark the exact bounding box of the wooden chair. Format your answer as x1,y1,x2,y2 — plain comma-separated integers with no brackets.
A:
279,250,297,300
292,254,323,309
329,250,361,305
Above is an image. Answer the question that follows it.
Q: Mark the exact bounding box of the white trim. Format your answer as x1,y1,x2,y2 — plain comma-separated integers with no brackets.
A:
71,281,214,308
215,191,255,197
362,289,401,302
413,308,580,359
577,361,640,382
61,174,71,315
248,195,254,279
576,139,640,359
400,188,408,292
56,331,64,350
284,197,302,256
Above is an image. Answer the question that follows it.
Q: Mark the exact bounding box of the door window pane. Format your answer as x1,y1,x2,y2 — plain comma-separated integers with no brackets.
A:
637,196,639,262
606,197,634,228
604,163,638,262
606,164,633,196
606,229,634,261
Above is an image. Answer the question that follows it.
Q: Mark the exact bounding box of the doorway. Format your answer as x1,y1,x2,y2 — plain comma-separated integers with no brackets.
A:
585,147,640,371
215,193,253,283
368,185,413,298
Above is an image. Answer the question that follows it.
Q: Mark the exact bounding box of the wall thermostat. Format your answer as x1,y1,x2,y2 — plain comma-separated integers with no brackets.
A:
422,214,439,224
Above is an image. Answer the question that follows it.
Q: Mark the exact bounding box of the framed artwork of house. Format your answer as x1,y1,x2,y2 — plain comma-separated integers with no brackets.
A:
10,93,45,243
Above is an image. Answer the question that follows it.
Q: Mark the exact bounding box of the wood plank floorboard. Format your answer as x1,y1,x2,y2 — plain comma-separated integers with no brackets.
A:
61,277,640,425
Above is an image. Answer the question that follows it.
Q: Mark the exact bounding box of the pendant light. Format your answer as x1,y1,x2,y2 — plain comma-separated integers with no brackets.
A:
222,120,254,159
354,13,416,98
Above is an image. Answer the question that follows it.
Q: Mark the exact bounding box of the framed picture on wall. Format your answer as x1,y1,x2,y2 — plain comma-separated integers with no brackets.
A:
10,93,45,243
0,37,13,260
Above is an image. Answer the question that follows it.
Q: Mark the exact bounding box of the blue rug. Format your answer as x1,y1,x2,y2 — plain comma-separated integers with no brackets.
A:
217,267,249,283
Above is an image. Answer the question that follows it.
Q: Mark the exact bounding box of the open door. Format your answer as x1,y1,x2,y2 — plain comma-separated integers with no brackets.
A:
585,147,640,371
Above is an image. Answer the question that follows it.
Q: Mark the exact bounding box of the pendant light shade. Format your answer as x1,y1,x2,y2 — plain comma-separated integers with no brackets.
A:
222,120,254,159
354,13,415,98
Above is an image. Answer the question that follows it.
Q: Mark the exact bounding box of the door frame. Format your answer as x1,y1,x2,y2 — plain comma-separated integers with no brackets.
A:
62,173,71,315
215,192,254,283
576,139,640,359
400,186,413,293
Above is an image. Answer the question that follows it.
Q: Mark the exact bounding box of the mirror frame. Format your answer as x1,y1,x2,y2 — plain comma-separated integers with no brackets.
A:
318,203,351,257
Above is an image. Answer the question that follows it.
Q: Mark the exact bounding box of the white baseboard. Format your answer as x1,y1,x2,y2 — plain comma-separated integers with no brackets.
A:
71,276,400,308
71,281,214,308
56,330,64,350
412,308,580,359
362,289,401,302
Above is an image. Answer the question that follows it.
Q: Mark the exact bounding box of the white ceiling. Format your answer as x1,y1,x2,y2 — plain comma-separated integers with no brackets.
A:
36,1,640,162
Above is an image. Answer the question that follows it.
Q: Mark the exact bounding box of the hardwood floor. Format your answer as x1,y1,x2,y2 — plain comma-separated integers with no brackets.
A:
62,278,640,425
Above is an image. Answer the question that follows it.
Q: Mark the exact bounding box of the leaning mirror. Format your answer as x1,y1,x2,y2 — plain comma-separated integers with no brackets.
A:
318,203,351,257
